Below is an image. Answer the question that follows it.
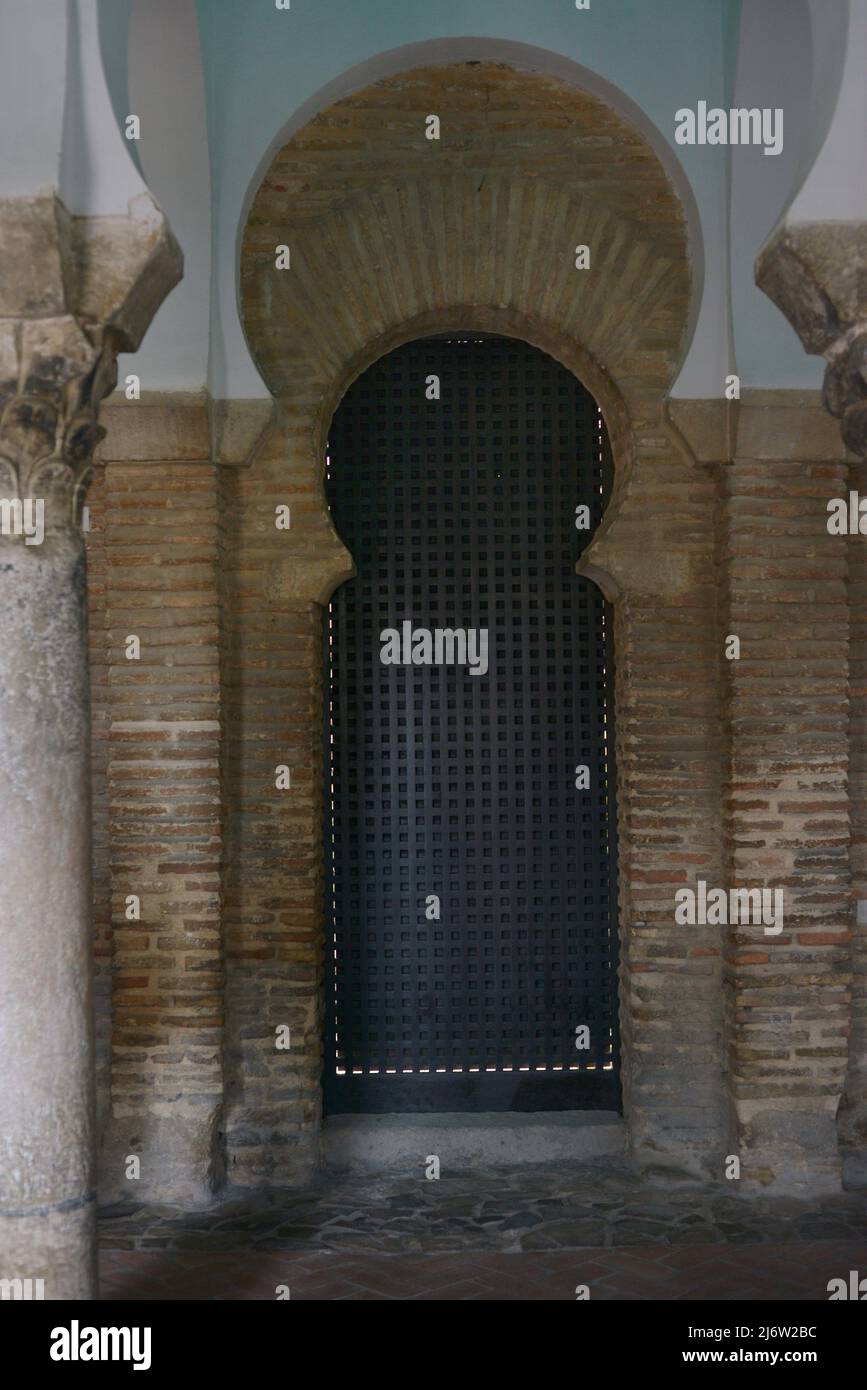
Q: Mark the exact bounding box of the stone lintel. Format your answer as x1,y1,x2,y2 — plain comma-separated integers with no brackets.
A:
666,396,736,465
736,389,850,461
665,391,846,465
97,392,275,467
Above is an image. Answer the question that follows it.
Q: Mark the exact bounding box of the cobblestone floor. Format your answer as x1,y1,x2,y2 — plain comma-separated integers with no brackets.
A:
99,1160,867,1255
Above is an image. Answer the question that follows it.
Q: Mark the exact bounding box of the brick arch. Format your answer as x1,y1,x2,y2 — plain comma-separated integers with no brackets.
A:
241,63,692,405
226,62,727,1185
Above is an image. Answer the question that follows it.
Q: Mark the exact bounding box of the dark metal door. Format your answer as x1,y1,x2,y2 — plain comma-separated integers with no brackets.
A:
323,335,619,1113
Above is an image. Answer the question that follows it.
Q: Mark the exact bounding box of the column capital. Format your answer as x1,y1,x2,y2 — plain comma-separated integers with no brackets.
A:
756,221,867,458
0,192,182,527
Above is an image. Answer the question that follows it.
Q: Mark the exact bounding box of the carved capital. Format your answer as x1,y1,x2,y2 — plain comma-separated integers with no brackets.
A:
0,192,182,535
0,317,115,525
756,221,867,457
823,328,867,458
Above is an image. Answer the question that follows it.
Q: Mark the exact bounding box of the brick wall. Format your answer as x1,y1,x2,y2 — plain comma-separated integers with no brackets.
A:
82,61,865,1201
85,388,864,1199
723,397,853,1192
220,442,332,1186
88,432,225,1205
603,442,727,1177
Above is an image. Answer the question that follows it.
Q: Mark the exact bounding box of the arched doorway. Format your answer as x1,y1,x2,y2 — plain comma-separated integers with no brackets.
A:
323,333,619,1114
229,59,722,1185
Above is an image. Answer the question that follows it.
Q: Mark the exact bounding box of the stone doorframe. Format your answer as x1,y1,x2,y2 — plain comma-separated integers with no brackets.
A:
227,60,735,1188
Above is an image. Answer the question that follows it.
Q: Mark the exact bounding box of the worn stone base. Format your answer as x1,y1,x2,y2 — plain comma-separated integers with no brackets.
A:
222,1109,320,1190
323,1112,625,1175
737,1106,843,1197
631,1139,723,1186
99,1109,224,1209
0,1202,96,1301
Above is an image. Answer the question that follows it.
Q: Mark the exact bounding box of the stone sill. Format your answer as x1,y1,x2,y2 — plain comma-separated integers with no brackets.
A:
323,1111,625,1174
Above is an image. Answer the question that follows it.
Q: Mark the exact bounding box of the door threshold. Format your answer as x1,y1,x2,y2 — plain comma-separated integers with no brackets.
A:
323,1111,625,1174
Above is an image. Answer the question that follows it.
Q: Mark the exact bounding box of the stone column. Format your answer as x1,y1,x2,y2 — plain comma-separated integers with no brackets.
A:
0,194,180,1298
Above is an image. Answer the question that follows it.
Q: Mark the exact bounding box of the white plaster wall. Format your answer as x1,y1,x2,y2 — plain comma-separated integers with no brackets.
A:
59,0,148,218
0,1,151,218
790,0,866,221
0,0,67,197
731,0,855,386
116,0,211,391
730,0,818,388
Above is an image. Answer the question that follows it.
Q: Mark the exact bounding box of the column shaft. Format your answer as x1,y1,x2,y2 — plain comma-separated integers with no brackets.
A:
0,535,96,1299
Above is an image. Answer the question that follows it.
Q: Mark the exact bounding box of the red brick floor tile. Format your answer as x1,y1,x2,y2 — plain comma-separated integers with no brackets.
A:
99,1241,867,1302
